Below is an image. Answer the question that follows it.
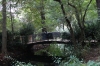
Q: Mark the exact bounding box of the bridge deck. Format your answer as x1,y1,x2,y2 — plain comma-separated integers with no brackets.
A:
27,40,71,45
27,39,98,45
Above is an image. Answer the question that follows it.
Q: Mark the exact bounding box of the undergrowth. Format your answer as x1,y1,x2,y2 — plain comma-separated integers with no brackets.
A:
12,55,100,66
60,56,100,66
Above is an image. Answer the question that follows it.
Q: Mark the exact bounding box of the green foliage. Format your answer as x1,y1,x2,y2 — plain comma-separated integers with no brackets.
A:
7,30,21,44
62,20,100,41
0,0,99,65
86,60,100,66
3,0,97,34
62,32,70,40
72,20,100,40
47,44,63,56
35,49,48,55
63,45,74,56
95,21,100,40
60,56,84,66
84,21,98,40
36,62,44,66
60,56,100,66
13,61,34,66
20,23,34,36
35,44,63,56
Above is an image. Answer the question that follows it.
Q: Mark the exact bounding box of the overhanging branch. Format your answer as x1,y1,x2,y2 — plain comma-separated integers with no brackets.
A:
68,2,83,30
15,0,19,5
83,0,93,23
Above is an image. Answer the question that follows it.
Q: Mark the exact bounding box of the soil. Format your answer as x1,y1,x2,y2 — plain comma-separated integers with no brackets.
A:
83,46,100,62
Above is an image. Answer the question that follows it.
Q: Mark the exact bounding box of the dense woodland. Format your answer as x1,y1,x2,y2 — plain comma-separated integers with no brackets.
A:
0,0,100,66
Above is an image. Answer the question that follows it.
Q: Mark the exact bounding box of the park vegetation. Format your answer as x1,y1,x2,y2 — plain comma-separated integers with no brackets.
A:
0,0,100,66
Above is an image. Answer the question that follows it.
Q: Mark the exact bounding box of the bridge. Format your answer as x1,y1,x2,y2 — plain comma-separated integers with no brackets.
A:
20,32,65,43
24,32,97,51
12,32,99,63
27,40,71,45
18,31,98,53
26,32,71,52
27,40,71,52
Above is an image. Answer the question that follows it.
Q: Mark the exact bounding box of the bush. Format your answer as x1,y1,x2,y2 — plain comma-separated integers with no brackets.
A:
20,23,34,36
84,22,97,40
73,20,100,41
13,61,34,66
62,32,70,40
19,23,34,44
59,56,100,66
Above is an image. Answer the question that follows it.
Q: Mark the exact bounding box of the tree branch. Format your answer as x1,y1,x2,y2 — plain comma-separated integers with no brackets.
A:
15,0,19,5
54,0,61,3
68,2,83,30
83,0,93,23
57,0,77,46
68,2,76,9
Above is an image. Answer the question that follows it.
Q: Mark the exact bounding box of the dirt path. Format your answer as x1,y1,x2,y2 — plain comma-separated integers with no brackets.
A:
83,47,100,62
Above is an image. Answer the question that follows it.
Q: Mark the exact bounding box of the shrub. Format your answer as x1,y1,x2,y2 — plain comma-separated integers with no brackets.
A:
62,32,70,40
59,56,100,66
20,23,34,36
13,61,34,66
19,23,34,44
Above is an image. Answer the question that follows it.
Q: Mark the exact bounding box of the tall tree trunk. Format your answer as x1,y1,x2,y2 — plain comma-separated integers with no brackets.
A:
68,0,92,44
54,0,76,46
96,0,100,18
2,0,7,55
40,0,47,33
10,4,14,34
10,3,14,44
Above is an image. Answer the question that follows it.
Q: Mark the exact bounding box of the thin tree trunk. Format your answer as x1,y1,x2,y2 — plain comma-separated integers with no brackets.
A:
68,0,92,44
68,2,83,43
96,0,100,18
10,3,14,44
57,0,76,46
40,0,47,33
10,4,14,34
2,0,7,56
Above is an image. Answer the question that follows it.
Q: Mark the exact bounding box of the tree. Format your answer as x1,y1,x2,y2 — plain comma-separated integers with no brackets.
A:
54,0,92,41
53,0,93,56
54,0,76,47
2,0,7,56
68,0,92,43
96,0,100,18
40,0,47,33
